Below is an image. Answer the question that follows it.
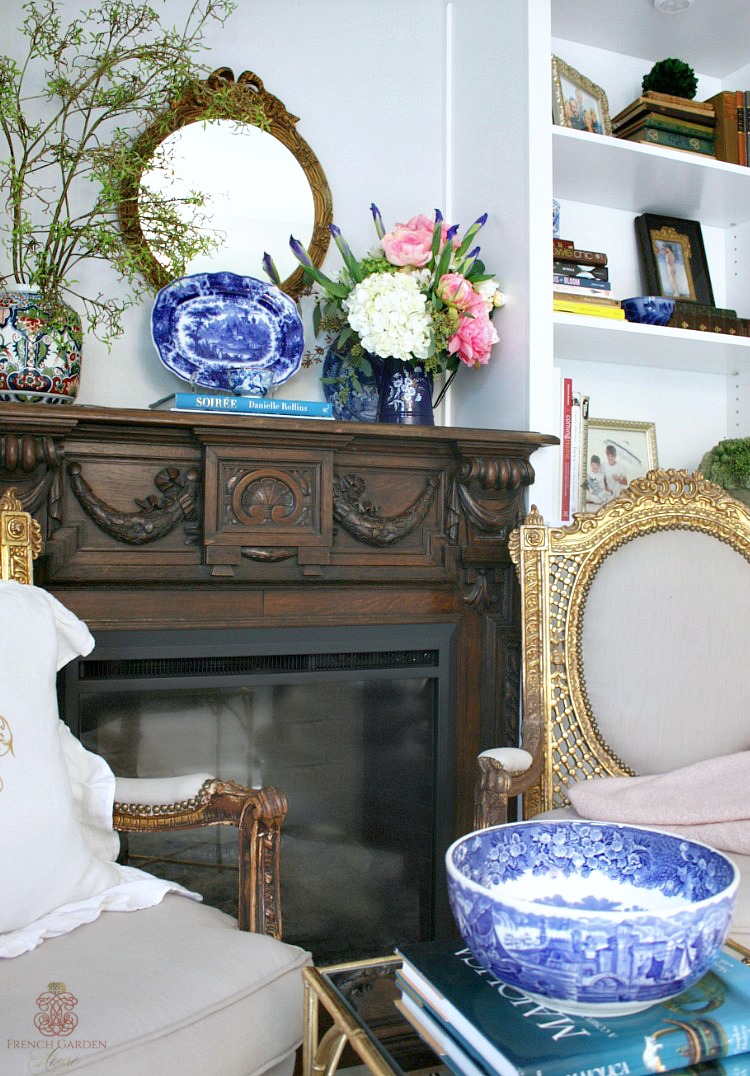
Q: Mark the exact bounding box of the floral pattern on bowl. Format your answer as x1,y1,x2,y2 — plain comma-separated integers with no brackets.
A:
446,819,737,1016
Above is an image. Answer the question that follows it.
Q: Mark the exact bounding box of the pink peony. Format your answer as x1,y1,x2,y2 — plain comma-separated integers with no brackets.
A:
447,294,499,368
437,273,475,310
382,213,447,267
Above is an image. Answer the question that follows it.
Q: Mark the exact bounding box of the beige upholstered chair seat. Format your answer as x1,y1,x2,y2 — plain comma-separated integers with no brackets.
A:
2,897,307,1075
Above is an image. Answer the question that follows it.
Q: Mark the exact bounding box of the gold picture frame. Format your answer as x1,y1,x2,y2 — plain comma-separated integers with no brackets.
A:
551,55,612,136
583,418,658,511
634,213,715,306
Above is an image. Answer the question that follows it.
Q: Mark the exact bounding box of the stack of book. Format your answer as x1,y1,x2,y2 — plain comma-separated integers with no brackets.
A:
553,238,623,319
705,91,750,166
560,375,589,522
668,302,750,337
396,938,750,1076
611,90,716,157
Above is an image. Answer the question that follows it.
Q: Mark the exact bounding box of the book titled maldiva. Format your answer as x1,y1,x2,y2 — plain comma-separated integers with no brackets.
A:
151,393,334,419
396,939,750,1076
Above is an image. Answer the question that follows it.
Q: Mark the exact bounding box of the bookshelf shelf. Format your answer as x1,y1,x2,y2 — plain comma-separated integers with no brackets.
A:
553,313,750,375
552,126,750,227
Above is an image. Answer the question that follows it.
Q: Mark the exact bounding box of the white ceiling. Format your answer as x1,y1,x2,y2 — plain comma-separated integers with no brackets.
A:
551,0,750,80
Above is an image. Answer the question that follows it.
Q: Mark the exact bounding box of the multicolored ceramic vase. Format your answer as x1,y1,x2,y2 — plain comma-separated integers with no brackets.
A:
377,357,434,426
0,286,82,404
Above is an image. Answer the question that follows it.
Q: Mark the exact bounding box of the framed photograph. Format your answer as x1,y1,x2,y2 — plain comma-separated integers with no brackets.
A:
551,56,612,136
582,419,658,511
634,213,715,305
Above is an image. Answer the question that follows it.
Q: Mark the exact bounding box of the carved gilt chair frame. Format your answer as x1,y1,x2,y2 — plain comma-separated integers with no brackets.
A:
0,488,286,938
476,468,750,828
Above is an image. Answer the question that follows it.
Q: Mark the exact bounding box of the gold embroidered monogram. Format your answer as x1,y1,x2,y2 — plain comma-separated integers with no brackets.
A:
0,713,13,793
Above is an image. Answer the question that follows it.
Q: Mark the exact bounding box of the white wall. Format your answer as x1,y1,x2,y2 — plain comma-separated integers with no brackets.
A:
4,0,458,409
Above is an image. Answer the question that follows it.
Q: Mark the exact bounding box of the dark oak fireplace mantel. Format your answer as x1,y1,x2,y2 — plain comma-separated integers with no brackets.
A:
0,403,555,834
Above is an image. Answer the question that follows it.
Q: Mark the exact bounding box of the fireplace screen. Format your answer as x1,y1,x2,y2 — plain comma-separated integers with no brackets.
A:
60,624,455,963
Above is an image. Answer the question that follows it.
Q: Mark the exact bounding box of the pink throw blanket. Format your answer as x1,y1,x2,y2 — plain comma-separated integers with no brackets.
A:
566,751,750,854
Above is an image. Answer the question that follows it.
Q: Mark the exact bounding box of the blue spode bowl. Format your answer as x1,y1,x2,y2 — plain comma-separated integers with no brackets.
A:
446,820,738,1016
621,295,676,325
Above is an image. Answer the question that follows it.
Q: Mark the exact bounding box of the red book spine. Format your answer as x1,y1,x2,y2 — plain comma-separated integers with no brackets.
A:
560,377,573,522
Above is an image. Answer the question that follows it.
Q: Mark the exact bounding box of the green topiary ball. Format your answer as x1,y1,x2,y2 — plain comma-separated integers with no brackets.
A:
642,58,698,99
699,438,750,493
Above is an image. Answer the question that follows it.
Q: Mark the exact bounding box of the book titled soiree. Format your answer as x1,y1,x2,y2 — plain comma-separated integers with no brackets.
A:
395,939,750,1076
151,392,334,419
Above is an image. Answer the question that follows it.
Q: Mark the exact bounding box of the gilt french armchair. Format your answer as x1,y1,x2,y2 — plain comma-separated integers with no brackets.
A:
0,489,309,1075
475,468,750,947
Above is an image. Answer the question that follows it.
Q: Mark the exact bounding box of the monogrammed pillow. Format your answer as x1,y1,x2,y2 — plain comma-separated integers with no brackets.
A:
0,581,123,936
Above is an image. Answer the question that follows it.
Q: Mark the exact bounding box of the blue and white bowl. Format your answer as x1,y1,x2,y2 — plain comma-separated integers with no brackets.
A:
621,295,675,325
446,820,738,1016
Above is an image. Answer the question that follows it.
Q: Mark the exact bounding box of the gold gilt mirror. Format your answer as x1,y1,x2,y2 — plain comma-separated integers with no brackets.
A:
119,68,333,299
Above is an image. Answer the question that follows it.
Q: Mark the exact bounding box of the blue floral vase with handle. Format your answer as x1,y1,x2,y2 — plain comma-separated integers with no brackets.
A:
377,358,434,426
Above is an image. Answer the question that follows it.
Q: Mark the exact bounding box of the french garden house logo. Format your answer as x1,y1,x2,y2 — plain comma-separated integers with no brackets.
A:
5,982,107,1070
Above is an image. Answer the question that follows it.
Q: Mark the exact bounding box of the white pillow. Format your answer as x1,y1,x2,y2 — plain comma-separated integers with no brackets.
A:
0,582,122,934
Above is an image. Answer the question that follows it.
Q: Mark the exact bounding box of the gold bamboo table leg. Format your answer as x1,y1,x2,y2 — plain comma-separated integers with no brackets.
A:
302,957,402,1076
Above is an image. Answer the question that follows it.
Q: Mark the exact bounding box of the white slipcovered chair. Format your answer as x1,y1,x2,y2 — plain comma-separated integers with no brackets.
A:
475,469,750,949
0,490,309,1075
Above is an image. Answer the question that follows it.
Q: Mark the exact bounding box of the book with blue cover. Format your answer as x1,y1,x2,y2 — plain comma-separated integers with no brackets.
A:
396,939,750,1076
151,392,334,419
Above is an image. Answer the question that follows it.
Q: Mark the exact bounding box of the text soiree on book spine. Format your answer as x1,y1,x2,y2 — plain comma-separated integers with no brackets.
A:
173,393,333,418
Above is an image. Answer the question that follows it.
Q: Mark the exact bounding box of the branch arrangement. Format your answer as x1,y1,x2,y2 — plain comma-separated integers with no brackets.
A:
0,0,256,342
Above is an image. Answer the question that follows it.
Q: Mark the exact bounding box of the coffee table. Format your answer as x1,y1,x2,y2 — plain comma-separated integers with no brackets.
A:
302,955,446,1076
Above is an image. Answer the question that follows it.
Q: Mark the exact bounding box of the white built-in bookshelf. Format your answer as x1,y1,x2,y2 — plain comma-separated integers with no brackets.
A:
526,1,750,522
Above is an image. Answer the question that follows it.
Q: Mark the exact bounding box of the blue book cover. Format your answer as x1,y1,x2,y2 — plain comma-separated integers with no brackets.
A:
396,939,750,1076
171,393,333,418
552,274,611,290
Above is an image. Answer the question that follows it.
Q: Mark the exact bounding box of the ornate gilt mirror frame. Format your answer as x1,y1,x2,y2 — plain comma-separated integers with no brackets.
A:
119,68,333,299
509,468,750,817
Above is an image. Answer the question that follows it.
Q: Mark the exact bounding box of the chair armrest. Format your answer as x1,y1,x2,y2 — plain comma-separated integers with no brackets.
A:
114,773,214,807
113,776,288,940
474,748,534,830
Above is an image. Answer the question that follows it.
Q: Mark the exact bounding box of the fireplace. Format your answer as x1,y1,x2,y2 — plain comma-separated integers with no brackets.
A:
60,623,456,961
0,403,554,958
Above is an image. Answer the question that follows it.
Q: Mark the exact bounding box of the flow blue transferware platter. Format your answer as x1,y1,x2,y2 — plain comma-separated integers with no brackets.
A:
151,272,304,392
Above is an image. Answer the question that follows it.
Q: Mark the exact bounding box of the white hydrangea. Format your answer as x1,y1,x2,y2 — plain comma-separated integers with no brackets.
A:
343,271,432,361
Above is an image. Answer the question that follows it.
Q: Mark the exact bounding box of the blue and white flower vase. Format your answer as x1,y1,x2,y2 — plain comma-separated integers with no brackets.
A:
0,285,82,404
377,357,434,426
322,339,383,422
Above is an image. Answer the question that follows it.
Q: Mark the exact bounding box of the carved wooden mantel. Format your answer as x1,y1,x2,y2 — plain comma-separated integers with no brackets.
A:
0,402,555,834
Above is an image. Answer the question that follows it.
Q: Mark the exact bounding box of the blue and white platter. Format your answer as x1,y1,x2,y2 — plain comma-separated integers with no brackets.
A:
151,272,304,393
322,341,382,422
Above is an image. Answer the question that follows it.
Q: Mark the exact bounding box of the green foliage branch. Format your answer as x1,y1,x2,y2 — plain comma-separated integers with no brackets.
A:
0,0,258,343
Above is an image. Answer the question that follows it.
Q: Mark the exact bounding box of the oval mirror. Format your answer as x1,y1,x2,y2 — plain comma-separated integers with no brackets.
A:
119,69,332,299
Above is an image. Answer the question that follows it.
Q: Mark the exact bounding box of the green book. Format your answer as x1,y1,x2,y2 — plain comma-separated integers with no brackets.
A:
396,939,750,1076
617,111,716,139
623,125,715,155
